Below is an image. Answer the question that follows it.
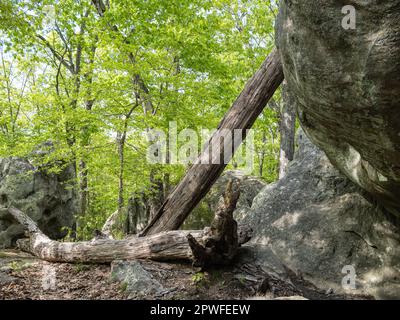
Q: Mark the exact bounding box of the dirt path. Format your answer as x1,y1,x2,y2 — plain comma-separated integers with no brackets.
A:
0,250,372,300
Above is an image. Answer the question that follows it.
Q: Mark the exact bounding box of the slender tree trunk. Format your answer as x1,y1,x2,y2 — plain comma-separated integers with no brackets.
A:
163,133,171,199
278,80,296,179
115,104,137,214
125,196,141,234
258,131,267,177
92,1,174,223
79,39,98,216
79,160,88,215
148,170,165,221
141,49,283,236
117,132,126,213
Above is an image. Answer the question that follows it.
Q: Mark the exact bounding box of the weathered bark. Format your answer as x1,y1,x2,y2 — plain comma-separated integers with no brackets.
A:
188,179,240,267
278,81,296,179
141,49,284,236
5,181,250,264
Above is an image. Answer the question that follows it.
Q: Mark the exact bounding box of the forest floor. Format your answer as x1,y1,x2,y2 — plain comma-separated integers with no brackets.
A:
0,249,373,300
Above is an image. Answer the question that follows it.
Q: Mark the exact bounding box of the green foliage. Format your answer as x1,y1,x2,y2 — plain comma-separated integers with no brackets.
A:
191,271,208,287
183,201,214,230
119,282,128,293
7,260,33,272
0,0,282,238
74,263,91,273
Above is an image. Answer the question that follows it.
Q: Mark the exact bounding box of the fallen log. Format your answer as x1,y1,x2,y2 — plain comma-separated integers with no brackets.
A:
141,49,283,236
5,180,250,265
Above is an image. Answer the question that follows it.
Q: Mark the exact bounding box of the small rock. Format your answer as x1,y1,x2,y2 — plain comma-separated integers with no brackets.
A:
0,271,17,286
274,296,308,300
111,260,166,298
326,288,334,295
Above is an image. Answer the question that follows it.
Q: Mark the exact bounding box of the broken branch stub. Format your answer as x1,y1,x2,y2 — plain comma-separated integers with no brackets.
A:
188,179,241,267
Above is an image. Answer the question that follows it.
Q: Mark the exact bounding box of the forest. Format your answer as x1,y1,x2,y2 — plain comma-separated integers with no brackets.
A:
0,0,284,236
0,0,399,302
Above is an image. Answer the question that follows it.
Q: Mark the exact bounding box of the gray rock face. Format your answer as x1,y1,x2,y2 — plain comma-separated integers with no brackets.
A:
276,0,400,216
0,157,77,248
111,260,166,298
184,170,266,229
242,130,400,299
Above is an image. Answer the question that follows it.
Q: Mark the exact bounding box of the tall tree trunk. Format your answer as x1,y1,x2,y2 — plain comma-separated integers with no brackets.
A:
115,105,137,214
258,130,267,177
278,80,296,179
79,38,98,216
117,131,126,213
125,196,143,234
79,160,88,215
92,0,173,223
163,133,171,199
148,170,165,221
141,49,283,236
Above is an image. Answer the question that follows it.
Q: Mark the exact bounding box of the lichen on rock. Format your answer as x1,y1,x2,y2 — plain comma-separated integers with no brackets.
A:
275,0,400,216
0,157,77,248
242,129,400,299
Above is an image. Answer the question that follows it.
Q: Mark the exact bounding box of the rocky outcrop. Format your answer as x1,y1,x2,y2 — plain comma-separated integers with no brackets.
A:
242,130,400,299
275,0,400,216
184,170,266,229
0,157,77,248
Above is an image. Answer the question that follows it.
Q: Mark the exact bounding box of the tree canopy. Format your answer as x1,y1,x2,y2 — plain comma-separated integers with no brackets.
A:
0,0,282,238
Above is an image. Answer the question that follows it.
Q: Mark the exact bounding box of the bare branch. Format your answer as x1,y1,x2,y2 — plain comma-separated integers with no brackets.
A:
36,34,75,74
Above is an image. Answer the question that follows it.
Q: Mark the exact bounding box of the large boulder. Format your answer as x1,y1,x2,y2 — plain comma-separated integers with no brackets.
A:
183,170,266,229
276,0,400,216
242,130,400,299
0,157,77,248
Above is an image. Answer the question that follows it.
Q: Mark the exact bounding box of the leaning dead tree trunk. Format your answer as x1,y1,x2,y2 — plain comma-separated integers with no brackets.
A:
5,181,250,265
141,49,283,236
